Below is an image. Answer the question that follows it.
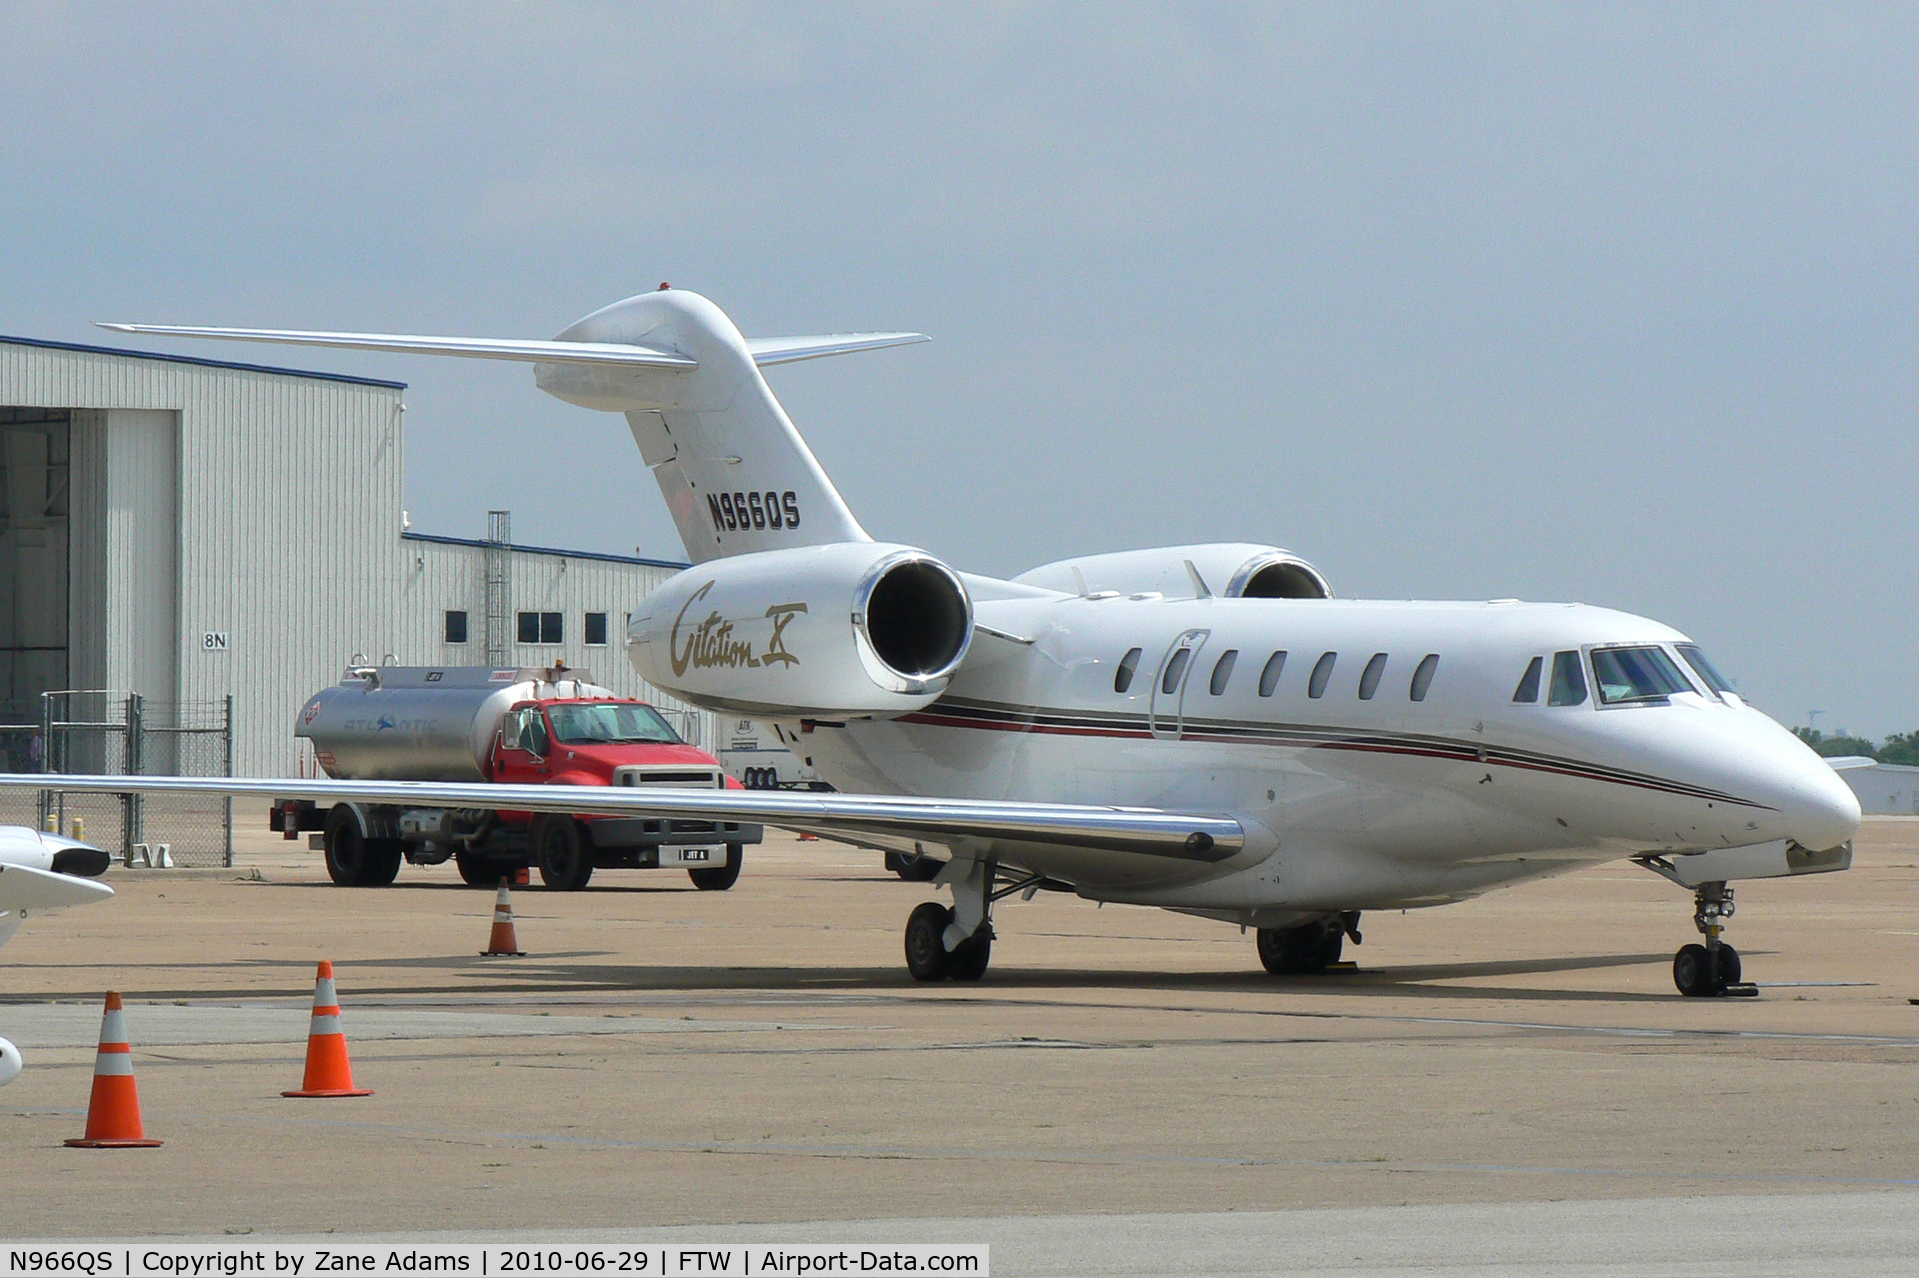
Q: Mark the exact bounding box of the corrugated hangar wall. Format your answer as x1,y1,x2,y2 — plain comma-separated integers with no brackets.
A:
0,337,709,778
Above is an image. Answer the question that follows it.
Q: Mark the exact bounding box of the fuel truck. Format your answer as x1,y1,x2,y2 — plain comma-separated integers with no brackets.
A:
271,665,760,890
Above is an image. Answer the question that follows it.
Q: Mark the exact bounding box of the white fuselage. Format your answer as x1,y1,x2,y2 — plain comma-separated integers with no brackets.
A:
788,590,1857,926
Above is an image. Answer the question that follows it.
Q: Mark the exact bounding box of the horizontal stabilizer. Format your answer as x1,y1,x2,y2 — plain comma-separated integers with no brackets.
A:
95,324,697,370
746,333,929,366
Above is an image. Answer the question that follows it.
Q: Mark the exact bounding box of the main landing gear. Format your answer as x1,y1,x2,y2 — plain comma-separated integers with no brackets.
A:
1672,880,1756,998
1256,912,1361,975
903,858,1057,983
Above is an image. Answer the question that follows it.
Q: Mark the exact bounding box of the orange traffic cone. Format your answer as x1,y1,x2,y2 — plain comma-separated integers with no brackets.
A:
65,992,162,1148
481,878,525,957
282,961,372,1098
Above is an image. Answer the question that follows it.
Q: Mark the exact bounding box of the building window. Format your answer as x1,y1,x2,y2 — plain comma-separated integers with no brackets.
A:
518,611,562,644
585,612,609,646
444,610,468,644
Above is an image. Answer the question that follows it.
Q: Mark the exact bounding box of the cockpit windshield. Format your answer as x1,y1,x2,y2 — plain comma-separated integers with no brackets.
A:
1675,643,1735,696
547,702,682,745
1590,645,1693,706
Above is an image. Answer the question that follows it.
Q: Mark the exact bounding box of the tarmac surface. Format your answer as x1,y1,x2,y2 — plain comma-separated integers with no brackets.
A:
3,812,1918,1271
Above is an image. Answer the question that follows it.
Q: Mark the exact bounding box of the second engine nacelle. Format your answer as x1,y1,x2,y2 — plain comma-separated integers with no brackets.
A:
1013,542,1332,600
628,543,974,718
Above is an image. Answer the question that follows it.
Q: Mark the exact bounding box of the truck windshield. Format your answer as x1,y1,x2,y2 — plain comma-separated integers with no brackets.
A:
547,703,682,745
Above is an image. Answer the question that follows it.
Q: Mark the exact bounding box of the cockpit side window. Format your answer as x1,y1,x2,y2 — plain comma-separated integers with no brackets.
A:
1548,650,1587,706
1675,643,1735,696
1513,656,1543,704
1591,645,1691,706
1114,647,1142,694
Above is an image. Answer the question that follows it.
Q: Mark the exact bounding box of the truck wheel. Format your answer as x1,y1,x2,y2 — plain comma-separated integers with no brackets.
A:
534,816,595,891
322,807,362,885
362,839,404,886
456,852,510,888
689,843,743,891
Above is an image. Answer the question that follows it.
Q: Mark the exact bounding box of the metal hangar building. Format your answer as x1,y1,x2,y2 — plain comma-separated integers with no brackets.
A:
0,334,706,778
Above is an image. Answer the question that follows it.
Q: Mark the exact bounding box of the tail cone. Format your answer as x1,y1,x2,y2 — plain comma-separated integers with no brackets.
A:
65,992,163,1147
282,961,372,1098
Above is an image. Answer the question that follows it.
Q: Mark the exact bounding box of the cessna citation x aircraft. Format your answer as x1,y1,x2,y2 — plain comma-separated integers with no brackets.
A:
15,287,1859,997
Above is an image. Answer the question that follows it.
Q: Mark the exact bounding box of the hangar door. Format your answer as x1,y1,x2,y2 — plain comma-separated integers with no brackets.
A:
0,408,70,737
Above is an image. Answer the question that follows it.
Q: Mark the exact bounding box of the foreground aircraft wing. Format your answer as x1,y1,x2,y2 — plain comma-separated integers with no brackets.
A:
0,861,115,952
0,775,1242,864
96,325,928,371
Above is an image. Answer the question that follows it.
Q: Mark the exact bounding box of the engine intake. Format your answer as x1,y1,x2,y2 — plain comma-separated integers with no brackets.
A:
858,553,973,688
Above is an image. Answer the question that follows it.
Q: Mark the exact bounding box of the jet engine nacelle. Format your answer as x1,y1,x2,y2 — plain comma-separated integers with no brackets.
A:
1013,542,1333,600
629,543,974,718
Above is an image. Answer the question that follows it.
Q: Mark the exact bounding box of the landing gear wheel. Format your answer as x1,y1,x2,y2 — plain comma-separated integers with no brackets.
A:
456,853,511,888
689,843,743,891
1673,943,1723,997
1256,919,1344,975
888,849,943,882
1716,943,1741,987
323,806,401,886
947,931,992,981
533,815,595,891
905,902,953,982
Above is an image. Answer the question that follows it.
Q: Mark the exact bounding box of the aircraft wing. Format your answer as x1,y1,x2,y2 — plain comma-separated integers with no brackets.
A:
0,775,1243,863
0,861,115,953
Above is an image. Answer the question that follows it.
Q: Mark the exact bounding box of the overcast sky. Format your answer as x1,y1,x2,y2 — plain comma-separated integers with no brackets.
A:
3,4,1914,736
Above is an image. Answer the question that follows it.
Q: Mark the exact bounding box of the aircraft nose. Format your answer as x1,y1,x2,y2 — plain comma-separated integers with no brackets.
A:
1781,764,1861,852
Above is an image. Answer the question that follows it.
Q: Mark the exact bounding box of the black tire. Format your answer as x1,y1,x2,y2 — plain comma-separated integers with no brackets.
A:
689,843,743,891
947,931,992,982
890,849,943,882
1256,919,1343,975
323,806,381,886
456,852,510,888
1714,943,1741,987
361,838,404,886
1673,943,1721,996
533,815,595,891
905,902,953,982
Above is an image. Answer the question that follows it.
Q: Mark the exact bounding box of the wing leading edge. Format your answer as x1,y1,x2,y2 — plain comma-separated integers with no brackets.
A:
0,775,1242,863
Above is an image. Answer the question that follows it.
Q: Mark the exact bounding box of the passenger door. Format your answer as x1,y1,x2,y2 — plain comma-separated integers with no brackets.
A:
1150,629,1209,740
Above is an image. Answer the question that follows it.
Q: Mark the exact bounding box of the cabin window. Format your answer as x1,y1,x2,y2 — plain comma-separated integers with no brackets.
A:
1591,644,1691,705
1161,647,1193,695
1410,653,1440,701
444,610,469,645
518,611,563,645
1258,651,1287,697
1114,647,1142,693
1675,643,1734,696
1308,651,1336,699
584,612,609,646
1358,652,1388,700
1513,656,1543,703
1548,650,1587,706
1209,649,1238,695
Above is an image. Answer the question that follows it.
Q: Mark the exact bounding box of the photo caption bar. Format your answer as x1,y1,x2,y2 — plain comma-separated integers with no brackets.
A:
2,1246,987,1278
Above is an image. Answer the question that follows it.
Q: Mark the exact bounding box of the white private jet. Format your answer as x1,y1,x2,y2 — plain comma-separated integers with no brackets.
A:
0,827,111,1085
17,288,1860,997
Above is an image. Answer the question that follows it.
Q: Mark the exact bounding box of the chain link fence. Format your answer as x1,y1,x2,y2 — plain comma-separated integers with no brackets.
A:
0,690,233,867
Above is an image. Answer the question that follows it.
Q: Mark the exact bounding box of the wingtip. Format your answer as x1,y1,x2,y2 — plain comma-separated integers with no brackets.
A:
96,322,137,333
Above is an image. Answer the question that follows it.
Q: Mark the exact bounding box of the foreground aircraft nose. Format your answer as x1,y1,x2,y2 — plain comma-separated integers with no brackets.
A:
1781,764,1861,852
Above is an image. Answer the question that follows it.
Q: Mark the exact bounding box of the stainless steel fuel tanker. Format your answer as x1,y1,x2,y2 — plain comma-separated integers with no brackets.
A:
296,665,614,781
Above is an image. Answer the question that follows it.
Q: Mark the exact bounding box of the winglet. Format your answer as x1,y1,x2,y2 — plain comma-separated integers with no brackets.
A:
746,333,929,366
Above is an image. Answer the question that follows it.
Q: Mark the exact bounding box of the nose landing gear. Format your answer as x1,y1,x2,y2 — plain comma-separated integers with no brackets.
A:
1672,881,1757,998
